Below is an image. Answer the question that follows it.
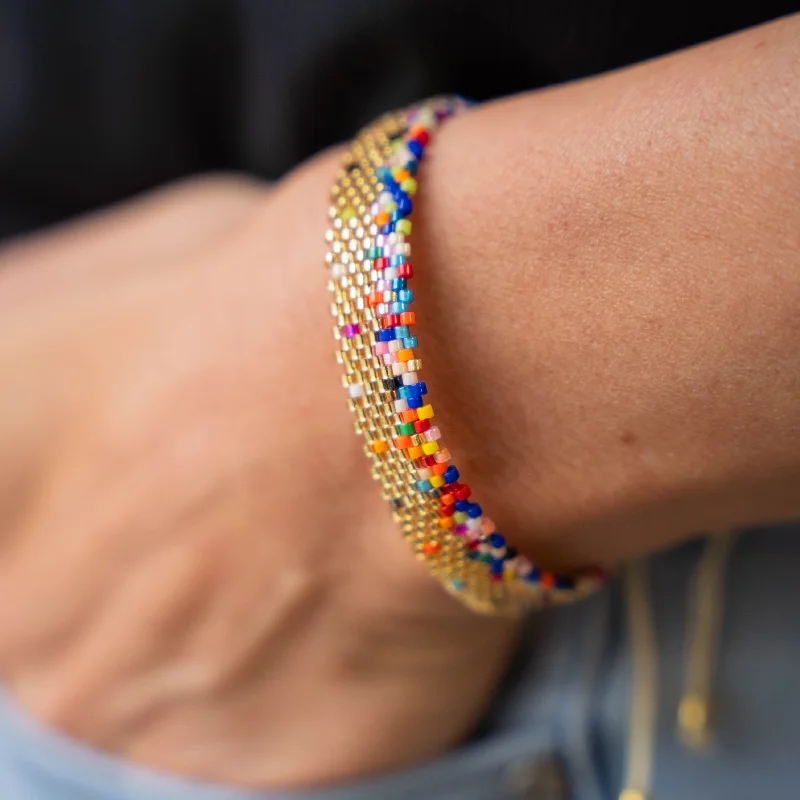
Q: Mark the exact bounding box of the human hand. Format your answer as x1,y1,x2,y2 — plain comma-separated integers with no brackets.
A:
0,161,516,789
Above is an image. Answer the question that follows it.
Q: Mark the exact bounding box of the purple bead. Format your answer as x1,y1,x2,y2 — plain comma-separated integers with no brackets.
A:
455,523,469,535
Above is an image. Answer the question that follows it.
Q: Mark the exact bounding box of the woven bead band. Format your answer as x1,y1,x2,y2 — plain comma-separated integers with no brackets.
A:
324,97,604,616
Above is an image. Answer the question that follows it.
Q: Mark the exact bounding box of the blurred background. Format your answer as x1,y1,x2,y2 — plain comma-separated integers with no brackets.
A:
0,0,797,239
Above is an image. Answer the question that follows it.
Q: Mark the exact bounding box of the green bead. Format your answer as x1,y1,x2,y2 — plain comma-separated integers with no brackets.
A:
396,219,412,235
397,422,415,435
399,178,417,195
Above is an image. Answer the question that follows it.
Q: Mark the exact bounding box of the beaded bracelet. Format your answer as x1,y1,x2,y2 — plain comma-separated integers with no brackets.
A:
324,96,604,616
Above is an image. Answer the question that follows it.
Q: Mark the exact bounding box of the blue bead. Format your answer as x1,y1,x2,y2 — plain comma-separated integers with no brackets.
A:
489,532,506,549
406,159,419,175
525,567,542,583
398,289,413,303
378,329,395,342
416,479,433,492
381,224,393,235
454,500,470,512
390,210,404,223
443,466,460,484
403,336,418,348
490,559,504,576
390,302,407,314
397,386,411,400
450,578,466,591
467,549,480,560
555,575,575,590
406,383,422,397
391,278,407,291
415,381,427,395
407,395,424,409
397,195,413,215
467,503,482,518
390,254,406,267
394,325,409,338
407,140,424,159
376,166,392,183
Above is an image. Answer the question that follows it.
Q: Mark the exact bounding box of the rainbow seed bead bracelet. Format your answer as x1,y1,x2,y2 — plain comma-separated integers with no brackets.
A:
324,96,604,616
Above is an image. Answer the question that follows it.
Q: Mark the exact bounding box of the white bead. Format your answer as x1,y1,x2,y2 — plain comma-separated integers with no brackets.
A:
391,361,406,376
417,468,432,480
384,267,399,280
348,383,364,398
402,371,418,385
331,263,345,278
388,340,403,353
394,398,409,412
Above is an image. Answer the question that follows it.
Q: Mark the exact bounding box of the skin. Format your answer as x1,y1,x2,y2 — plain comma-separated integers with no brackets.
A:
0,12,798,791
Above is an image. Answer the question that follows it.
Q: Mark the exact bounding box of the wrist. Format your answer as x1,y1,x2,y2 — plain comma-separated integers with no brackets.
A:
411,21,800,568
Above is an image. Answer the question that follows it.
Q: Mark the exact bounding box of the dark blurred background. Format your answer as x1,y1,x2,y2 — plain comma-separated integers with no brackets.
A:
0,0,797,238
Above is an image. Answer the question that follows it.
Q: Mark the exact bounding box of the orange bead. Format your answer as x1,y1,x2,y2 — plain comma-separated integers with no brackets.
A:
407,445,424,459
393,436,412,449
437,516,455,530
399,409,418,423
431,462,448,476
397,348,414,362
370,441,389,454
393,169,411,182
422,541,442,555
440,493,456,506
541,573,556,589
400,311,416,326
375,212,391,226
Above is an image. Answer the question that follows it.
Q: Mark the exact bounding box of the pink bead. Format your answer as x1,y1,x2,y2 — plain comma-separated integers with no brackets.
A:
382,353,397,365
480,517,496,535
374,342,390,355
423,426,441,442
433,448,451,463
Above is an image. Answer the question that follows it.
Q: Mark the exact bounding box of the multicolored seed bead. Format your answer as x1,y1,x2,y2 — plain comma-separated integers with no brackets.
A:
325,96,605,616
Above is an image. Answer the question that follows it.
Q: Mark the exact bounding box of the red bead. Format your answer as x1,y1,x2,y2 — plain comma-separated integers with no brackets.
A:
413,419,431,433
489,573,504,583
418,455,437,467
422,541,442,556
439,504,455,517
411,131,430,147
375,257,389,270
454,485,471,501
383,314,400,327
400,311,416,326
397,263,413,278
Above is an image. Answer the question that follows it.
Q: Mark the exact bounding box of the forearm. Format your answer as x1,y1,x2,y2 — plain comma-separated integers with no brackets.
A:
413,14,800,568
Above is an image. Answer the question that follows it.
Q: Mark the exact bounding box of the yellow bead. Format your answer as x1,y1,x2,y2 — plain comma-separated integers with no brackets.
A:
430,475,445,488
417,404,434,420
396,219,412,236
342,206,357,221
400,178,417,195
454,511,468,523
421,441,439,456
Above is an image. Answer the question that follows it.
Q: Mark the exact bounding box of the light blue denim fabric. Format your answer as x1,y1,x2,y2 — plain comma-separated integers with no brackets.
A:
2,525,798,800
